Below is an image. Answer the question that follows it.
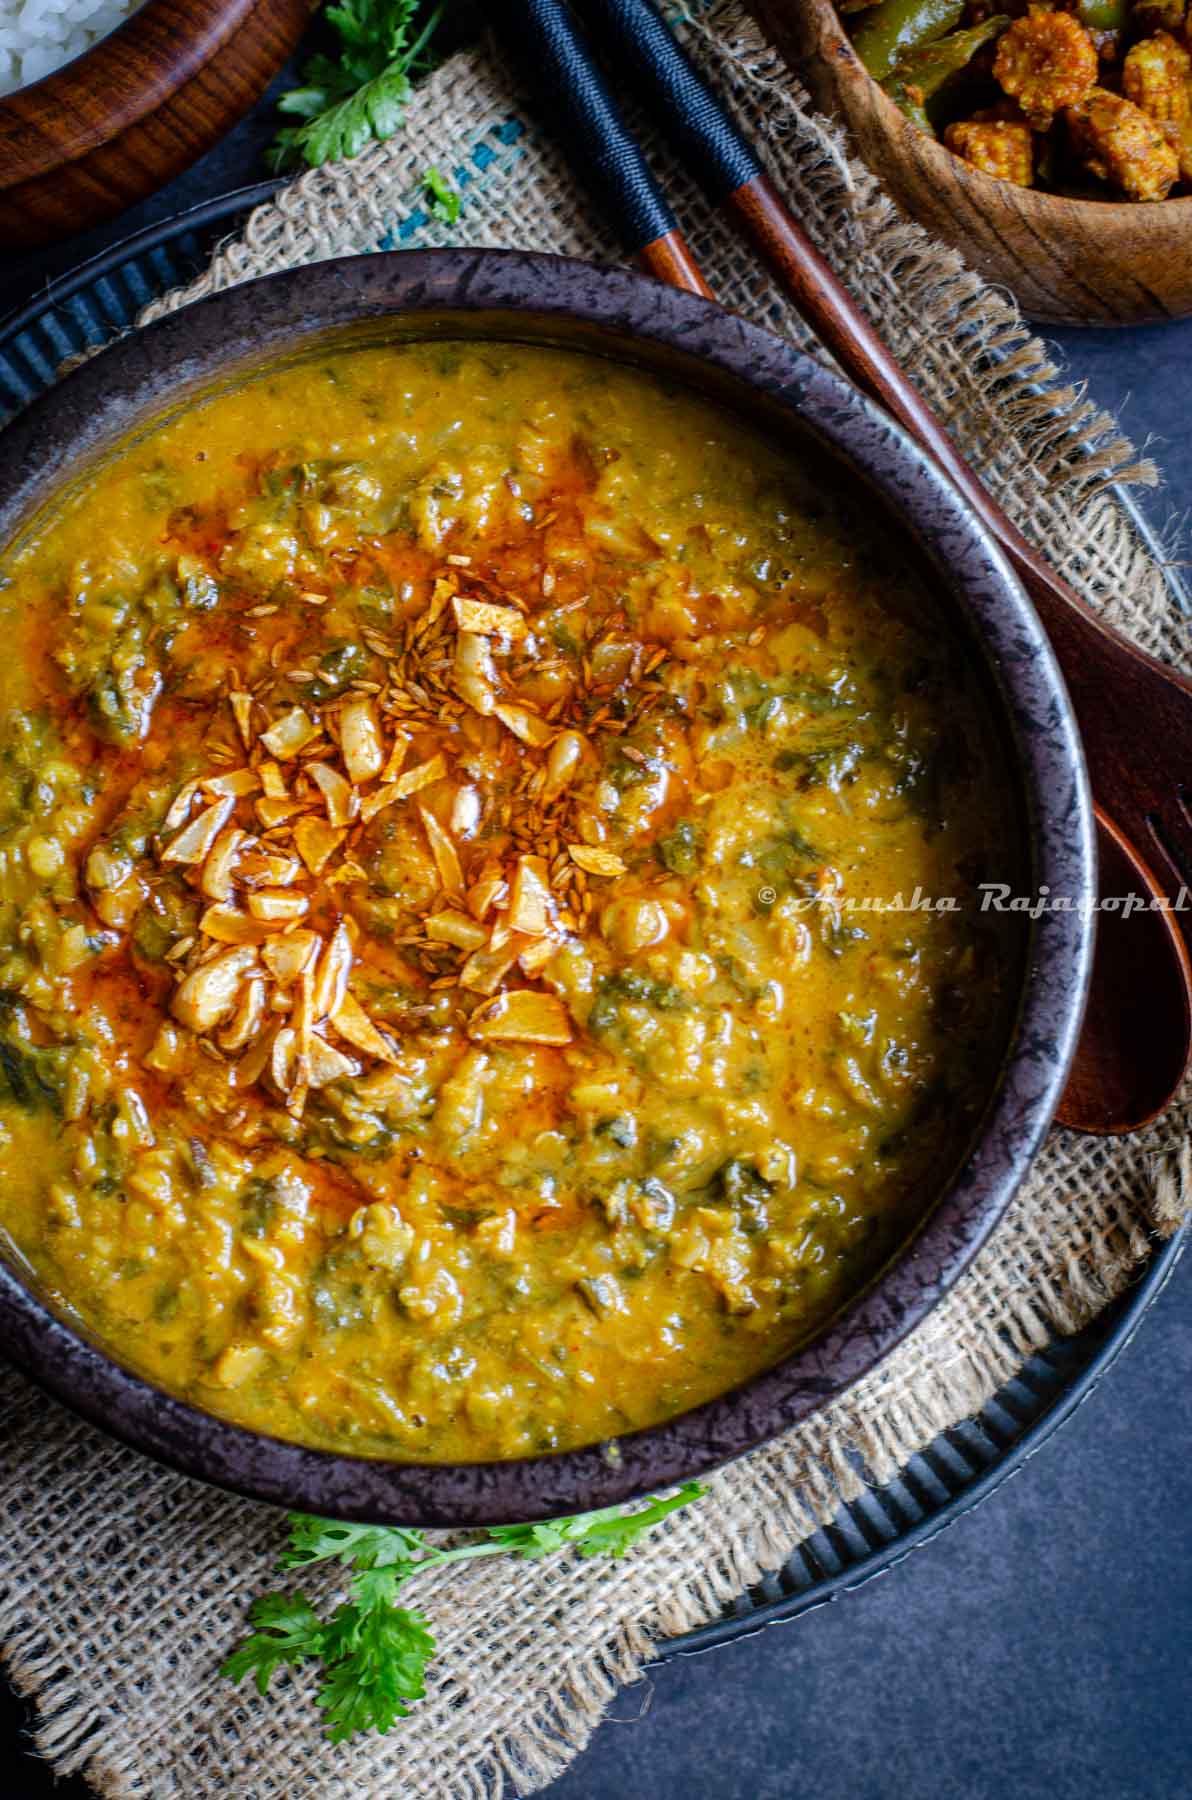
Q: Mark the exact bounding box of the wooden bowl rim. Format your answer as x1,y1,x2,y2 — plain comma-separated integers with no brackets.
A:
0,0,264,181
803,0,1192,227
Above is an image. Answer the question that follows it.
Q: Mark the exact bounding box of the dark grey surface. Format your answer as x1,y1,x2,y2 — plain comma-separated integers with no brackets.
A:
2,37,1191,1800
551,1245,1192,1800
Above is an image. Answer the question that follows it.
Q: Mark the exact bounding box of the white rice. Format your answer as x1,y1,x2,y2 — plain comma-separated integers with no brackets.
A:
0,0,141,97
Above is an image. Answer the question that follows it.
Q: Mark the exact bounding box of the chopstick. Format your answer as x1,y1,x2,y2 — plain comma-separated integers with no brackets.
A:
491,0,711,297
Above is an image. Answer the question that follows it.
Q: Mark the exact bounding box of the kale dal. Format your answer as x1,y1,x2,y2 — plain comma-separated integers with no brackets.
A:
0,342,1021,1460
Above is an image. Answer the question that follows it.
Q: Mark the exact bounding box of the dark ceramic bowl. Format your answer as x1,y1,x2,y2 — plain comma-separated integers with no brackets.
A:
0,252,1094,1524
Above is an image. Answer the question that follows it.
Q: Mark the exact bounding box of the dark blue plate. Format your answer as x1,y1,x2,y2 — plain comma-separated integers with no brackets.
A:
0,187,1184,1657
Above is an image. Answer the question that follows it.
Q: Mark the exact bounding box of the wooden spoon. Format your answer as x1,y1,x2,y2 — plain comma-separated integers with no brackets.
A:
1064,809,1192,1133
504,0,1192,1130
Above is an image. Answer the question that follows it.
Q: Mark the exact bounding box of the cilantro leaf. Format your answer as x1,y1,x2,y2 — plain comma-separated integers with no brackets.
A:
220,1591,325,1694
225,1484,706,1740
269,0,443,171
282,1514,426,1570
273,65,411,169
487,1483,708,1560
319,1578,435,1742
274,79,344,124
424,165,461,225
567,1483,708,1557
482,1518,574,1559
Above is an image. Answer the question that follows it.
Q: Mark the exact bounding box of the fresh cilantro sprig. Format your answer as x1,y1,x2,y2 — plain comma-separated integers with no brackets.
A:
223,1484,706,1742
270,0,444,171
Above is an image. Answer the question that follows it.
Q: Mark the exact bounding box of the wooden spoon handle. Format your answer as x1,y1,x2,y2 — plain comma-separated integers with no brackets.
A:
1057,805,1192,1133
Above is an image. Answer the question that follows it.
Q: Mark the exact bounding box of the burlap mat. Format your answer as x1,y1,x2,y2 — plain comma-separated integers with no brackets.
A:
2,5,1190,1796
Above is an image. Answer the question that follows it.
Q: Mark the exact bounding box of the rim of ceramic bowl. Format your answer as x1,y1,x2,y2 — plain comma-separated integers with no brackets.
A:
0,251,1095,1524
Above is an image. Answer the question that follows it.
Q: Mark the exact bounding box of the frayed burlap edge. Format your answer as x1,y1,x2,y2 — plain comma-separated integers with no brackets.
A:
1,5,1189,1798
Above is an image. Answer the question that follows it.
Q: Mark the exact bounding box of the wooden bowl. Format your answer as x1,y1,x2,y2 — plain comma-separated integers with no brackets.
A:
756,0,1192,326
0,0,313,250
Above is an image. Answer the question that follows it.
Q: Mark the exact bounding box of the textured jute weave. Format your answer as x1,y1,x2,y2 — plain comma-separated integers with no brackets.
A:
2,4,1190,1795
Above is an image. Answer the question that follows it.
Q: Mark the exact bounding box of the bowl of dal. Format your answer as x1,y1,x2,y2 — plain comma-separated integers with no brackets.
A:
0,252,1093,1523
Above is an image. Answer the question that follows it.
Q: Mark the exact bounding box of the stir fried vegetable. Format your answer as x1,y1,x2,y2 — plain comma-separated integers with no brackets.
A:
851,0,966,81
841,0,1192,199
882,15,1010,123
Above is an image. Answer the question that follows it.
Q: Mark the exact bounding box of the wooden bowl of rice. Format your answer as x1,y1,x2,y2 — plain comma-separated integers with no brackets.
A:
0,0,313,249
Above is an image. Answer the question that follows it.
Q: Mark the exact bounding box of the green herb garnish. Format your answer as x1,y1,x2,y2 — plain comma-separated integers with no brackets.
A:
655,818,703,876
423,164,461,224
270,0,443,171
223,1485,706,1741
